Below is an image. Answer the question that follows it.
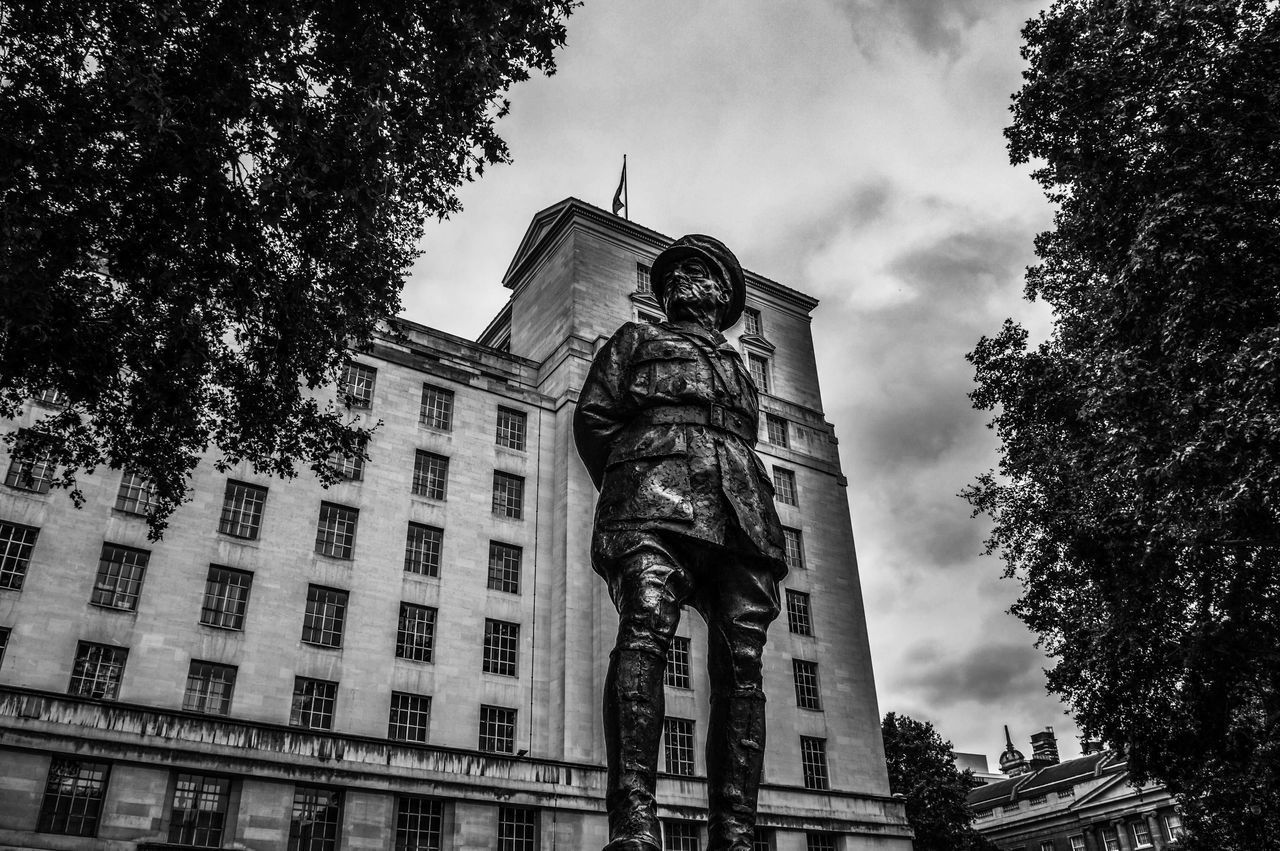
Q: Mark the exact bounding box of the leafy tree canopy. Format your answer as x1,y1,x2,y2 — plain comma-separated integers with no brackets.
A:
967,1,1280,846
881,712,996,851
0,0,576,537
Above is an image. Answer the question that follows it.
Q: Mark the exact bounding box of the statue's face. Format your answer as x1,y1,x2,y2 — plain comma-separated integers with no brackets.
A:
663,257,729,325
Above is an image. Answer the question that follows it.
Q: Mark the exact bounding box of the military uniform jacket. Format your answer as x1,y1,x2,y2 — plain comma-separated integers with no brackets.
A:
574,319,787,576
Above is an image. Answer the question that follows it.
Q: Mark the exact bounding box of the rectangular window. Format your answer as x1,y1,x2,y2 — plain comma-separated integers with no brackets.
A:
765,413,788,448
1102,829,1120,851
0,626,8,669
302,585,348,648
664,717,696,776
492,471,525,519
289,786,342,851
397,603,437,663
168,772,231,847
5,439,54,493
793,659,822,710
420,384,454,431
0,520,39,591
200,566,252,630
786,589,813,636
1070,837,1086,851
772,466,798,506
36,387,67,406
666,636,691,689
498,805,538,851
782,527,804,571
747,353,770,394
753,830,774,851
37,758,110,836
483,619,520,677
328,451,364,482
496,406,528,450
404,523,443,577
479,704,517,753
412,451,449,500
487,541,522,594
314,502,358,559
664,821,699,851
388,691,431,743
1164,814,1184,841
800,736,829,790
743,307,763,337
218,480,267,539
1132,821,1152,847
341,362,376,409
290,677,337,730
68,642,128,700
396,797,443,851
1040,843,1055,851
806,835,835,851
636,263,652,294
114,471,159,515
183,661,237,716
90,543,149,611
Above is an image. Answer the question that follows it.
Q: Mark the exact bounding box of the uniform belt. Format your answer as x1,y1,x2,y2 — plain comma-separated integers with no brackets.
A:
633,404,756,442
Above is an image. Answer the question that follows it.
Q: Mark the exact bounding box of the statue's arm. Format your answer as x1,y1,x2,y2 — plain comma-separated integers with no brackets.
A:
573,325,638,491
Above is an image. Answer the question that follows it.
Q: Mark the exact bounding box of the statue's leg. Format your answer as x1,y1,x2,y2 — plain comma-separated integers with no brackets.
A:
603,545,689,851
698,560,781,851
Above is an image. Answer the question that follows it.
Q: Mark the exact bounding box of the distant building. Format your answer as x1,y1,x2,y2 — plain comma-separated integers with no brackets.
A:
0,199,912,850
969,728,1184,851
952,752,1004,786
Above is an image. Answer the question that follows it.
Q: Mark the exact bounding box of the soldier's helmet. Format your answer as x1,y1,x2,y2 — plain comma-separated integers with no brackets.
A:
650,234,746,331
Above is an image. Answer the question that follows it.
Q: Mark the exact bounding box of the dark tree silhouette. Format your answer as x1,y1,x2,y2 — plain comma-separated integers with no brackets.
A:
0,0,576,536
967,2,1280,847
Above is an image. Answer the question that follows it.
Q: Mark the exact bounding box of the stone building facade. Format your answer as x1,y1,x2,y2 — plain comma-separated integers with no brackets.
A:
970,730,1183,851
0,198,912,850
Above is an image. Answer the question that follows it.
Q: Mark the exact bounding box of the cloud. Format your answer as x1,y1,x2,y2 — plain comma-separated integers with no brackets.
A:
899,638,1045,705
829,0,1012,58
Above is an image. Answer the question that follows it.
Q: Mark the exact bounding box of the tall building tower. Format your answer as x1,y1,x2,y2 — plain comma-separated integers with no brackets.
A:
0,199,911,850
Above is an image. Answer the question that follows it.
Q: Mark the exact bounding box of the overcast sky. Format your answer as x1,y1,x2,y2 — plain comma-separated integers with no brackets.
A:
403,0,1071,766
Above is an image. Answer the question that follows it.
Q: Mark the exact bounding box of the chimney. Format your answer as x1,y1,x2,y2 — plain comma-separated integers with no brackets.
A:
1029,727,1060,768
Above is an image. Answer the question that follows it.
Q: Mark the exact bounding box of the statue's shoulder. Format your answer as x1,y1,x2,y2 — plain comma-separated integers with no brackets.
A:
611,320,666,347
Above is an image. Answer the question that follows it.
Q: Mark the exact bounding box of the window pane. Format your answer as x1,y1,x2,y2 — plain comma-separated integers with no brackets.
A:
492,471,524,519
388,692,431,743
37,758,110,836
200,566,252,630
786,590,813,636
487,542,522,594
800,736,829,790
420,384,454,431
289,786,343,851
168,772,230,847
341,362,376,409
636,263,652,294
772,466,798,506
665,636,691,689
396,603,436,663
0,520,39,591
412,451,449,500
495,407,527,450
747,353,770,394
115,471,160,515
302,585,348,648
218,480,267,539
743,307,762,337
404,523,443,577
68,642,128,700
314,502,358,559
90,543,149,611
498,806,538,851
664,821,699,851
479,705,517,753
664,718,696,776
483,619,520,676
793,659,821,710
782,527,804,571
765,414,788,448
5,439,54,493
396,797,443,851
290,678,337,730
183,661,237,716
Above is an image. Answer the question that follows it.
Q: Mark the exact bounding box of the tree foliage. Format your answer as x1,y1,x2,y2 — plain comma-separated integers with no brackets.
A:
0,0,575,536
881,712,996,851
967,1,1280,847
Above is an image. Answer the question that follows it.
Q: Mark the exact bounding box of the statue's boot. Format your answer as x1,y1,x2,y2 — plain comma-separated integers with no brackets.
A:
603,648,665,851
706,693,768,851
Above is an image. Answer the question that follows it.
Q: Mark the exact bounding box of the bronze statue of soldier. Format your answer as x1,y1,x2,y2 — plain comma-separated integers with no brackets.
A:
574,234,788,851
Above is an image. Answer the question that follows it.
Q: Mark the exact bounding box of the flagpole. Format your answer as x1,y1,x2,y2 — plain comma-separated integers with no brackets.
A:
623,154,629,221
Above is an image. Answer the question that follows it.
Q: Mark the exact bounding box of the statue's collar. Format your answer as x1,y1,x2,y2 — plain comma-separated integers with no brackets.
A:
663,320,726,347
